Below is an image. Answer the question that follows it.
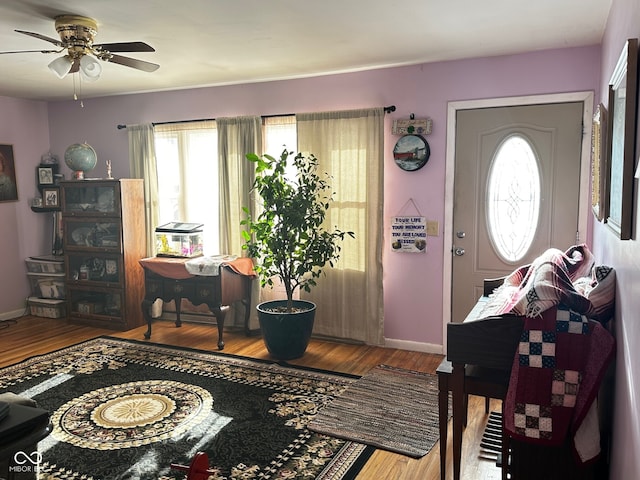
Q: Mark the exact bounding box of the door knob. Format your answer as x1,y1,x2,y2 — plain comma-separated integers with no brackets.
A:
454,247,465,256
456,231,466,239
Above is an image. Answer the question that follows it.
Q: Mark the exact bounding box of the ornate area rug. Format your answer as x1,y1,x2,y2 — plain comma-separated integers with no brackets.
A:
0,337,374,479
308,364,442,458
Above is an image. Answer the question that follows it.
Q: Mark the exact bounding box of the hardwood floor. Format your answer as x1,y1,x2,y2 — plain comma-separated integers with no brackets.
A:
0,315,504,480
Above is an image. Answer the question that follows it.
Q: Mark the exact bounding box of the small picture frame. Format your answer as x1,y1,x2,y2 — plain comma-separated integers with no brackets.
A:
37,163,58,191
42,187,60,208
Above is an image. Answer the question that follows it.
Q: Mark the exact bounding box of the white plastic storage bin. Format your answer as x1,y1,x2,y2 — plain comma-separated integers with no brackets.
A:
27,272,65,299
27,297,66,318
25,255,64,274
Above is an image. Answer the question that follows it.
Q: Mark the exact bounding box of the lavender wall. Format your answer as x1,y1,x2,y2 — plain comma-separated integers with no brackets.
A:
45,46,600,349
592,0,640,477
0,96,51,317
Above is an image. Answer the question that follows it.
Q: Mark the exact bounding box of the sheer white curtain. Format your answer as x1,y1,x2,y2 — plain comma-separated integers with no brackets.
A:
127,123,159,256
296,108,384,345
217,116,262,328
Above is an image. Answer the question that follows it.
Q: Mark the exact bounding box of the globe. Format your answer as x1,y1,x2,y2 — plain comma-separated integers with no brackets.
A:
64,143,97,179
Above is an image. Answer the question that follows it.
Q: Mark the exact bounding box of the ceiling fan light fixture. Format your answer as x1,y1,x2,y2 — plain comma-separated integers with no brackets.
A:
4,14,159,84
79,55,102,81
48,55,73,78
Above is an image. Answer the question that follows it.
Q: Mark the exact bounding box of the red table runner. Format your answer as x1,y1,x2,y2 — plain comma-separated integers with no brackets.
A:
139,256,255,280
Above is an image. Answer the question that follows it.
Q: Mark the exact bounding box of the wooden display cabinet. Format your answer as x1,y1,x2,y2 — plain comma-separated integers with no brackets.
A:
60,179,145,330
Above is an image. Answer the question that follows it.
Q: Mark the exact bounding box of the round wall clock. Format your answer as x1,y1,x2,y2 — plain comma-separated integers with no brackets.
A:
393,134,430,171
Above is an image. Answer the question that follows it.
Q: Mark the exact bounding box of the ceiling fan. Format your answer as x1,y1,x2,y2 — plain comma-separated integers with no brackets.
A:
0,15,159,81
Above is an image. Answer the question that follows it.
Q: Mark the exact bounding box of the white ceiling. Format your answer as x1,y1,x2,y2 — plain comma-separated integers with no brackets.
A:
0,0,611,102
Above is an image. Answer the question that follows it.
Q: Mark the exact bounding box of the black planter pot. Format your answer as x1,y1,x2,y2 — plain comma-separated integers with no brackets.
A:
257,299,316,360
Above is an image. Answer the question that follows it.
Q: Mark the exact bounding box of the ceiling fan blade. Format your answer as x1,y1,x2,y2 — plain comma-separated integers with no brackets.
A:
0,49,59,55
15,29,63,47
93,41,155,53
105,54,159,72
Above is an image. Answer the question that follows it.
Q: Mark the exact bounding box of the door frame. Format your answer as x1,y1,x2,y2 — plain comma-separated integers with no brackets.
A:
442,91,594,353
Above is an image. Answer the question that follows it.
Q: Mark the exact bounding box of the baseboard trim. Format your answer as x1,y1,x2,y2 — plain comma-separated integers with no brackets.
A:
384,338,443,355
0,308,26,321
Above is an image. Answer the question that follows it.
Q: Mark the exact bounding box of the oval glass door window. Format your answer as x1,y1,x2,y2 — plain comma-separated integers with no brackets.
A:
486,134,541,263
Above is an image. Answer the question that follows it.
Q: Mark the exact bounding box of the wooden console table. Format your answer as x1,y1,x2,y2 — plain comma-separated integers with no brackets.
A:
139,256,255,350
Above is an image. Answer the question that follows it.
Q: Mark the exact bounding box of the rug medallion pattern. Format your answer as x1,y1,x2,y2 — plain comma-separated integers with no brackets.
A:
0,337,373,480
53,380,213,450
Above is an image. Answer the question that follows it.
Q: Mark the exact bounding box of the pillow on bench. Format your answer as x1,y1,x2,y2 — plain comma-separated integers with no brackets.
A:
573,265,616,324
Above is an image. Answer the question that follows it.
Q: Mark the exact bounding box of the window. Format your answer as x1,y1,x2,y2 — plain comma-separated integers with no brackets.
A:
149,109,382,343
264,116,296,157
154,122,218,254
154,118,296,255
486,134,541,263
263,116,297,182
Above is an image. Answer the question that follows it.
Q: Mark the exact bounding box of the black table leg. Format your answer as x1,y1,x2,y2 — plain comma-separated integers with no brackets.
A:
211,305,229,350
142,298,153,339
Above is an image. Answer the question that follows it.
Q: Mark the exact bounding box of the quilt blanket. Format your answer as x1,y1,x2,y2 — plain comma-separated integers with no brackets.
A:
482,244,615,462
503,306,614,463
495,245,616,464
479,244,596,319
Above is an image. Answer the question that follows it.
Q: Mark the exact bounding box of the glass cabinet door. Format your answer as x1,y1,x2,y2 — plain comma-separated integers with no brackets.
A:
68,287,122,318
64,218,122,251
61,181,120,216
66,253,122,285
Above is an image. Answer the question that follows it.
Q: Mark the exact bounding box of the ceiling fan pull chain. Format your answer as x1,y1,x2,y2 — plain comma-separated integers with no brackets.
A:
72,73,84,107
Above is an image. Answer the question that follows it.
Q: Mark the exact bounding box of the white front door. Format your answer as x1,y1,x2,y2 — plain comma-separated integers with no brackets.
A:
443,93,593,347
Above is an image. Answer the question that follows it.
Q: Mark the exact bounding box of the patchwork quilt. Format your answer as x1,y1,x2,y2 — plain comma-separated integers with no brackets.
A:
503,306,615,463
482,245,616,464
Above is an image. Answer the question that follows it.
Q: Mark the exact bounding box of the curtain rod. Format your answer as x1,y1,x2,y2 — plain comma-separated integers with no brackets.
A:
117,118,214,130
116,105,396,130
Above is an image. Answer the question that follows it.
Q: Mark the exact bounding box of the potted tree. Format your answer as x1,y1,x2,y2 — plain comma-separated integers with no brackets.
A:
241,149,353,360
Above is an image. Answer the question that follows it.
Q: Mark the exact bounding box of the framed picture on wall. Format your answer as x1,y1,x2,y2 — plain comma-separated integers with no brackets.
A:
591,103,608,221
606,38,638,240
393,134,431,171
0,144,18,202
43,187,60,208
37,163,59,192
